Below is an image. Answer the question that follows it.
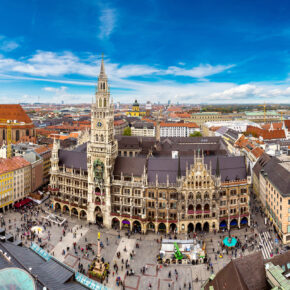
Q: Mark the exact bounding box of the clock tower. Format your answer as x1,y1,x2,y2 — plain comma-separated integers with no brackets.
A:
87,55,118,227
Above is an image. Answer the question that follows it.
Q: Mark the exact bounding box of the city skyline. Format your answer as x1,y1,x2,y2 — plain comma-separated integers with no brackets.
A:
1,0,290,104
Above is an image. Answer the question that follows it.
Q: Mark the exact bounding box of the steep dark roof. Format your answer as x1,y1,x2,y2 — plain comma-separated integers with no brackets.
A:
114,156,146,176
204,251,267,290
0,242,87,290
263,158,290,197
252,153,272,178
59,149,87,170
147,155,247,184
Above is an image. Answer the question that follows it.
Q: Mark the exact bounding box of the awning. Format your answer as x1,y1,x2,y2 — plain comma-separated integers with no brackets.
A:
230,220,238,226
122,220,130,225
14,198,32,208
220,221,227,228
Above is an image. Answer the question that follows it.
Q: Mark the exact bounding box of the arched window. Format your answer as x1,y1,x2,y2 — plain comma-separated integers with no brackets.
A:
99,98,102,108
26,129,29,136
104,98,107,107
95,135,98,141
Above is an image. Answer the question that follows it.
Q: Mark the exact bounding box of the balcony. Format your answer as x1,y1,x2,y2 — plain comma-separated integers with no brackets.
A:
95,192,104,196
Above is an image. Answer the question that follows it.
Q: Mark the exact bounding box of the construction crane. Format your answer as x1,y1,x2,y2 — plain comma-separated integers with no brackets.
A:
258,102,266,123
0,119,24,158
280,111,284,122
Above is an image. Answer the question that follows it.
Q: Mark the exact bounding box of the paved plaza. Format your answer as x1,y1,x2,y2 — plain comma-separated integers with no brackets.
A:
0,195,283,290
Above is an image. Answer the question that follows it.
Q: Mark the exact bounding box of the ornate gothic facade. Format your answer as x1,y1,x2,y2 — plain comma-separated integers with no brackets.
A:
49,59,251,234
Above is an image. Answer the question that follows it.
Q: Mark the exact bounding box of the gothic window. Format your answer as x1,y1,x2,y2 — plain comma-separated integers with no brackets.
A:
104,98,107,107
99,98,102,108
95,135,98,141
196,192,201,200
101,135,104,141
188,192,193,199
204,192,209,199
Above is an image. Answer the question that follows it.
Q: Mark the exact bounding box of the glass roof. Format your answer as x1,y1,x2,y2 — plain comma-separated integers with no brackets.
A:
0,268,35,290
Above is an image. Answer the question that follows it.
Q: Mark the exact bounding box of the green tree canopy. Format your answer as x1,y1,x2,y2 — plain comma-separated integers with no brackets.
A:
189,131,202,137
123,127,132,136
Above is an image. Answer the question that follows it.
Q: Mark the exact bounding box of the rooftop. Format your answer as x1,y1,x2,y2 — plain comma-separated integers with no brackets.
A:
0,157,31,175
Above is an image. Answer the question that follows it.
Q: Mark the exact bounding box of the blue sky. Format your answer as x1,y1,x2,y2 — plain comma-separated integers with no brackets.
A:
0,0,290,104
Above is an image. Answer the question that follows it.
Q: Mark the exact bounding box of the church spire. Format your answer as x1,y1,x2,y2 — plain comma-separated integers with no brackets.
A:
99,53,107,79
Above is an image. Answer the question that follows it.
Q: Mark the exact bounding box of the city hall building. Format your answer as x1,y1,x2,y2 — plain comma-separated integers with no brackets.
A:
49,59,251,234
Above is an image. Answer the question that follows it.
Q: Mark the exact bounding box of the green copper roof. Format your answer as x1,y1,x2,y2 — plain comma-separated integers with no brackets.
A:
0,268,36,290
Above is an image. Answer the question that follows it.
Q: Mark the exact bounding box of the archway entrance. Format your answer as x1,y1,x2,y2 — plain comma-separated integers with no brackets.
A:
158,223,166,233
133,221,141,233
240,217,248,227
80,210,87,220
54,203,61,212
169,223,177,233
112,217,120,229
71,208,78,217
230,219,238,228
219,220,227,230
63,205,70,214
122,219,130,230
195,223,202,232
188,223,194,233
203,222,209,232
147,222,155,233
95,206,103,225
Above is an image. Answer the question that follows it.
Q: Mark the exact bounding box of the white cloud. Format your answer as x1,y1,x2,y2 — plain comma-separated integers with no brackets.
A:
98,8,116,39
43,86,67,93
0,35,19,52
165,64,234,78
0,50,289,104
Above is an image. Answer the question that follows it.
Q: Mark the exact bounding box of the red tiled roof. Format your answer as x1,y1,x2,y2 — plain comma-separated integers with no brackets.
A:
251,147,264,158
34,145,51,155
246,125,286,140
169,112,191,118
209,126,222,132
114,120,126,126
261,122,283,130
0,104,32,123
284,120,290,129
167,106,182,112
0,156,30,174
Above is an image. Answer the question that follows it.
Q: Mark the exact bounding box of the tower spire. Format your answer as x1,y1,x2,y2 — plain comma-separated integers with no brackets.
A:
99,53,107,79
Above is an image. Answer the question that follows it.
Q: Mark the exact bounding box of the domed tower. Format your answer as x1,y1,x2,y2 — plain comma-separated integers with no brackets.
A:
87,55,118,227
132,99,140,117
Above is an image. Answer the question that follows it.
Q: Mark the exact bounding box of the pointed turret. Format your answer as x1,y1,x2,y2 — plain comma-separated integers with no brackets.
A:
216,157,220,177
177,154,181,178
247,162,251,176
99,53,107,79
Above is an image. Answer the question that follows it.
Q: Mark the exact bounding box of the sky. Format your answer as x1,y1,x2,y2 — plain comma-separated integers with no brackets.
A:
1,0,290,104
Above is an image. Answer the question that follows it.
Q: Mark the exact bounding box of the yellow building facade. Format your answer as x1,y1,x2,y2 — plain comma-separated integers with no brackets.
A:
0,170,14,211
126,100,146,117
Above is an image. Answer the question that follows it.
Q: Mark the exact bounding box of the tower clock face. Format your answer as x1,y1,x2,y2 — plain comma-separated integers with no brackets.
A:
97,121,103,128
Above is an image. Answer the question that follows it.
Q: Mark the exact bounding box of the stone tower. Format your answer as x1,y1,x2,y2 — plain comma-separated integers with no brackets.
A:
87,56,118,227
49,138,60,192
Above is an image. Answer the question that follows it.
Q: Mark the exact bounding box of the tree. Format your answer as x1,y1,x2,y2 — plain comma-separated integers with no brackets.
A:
189,131,202,137
123,127,132,136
